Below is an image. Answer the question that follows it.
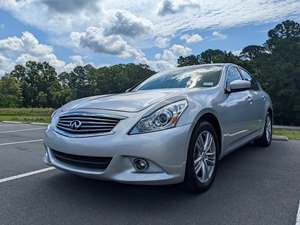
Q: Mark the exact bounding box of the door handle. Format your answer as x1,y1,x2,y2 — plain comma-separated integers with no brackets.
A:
247,96,253,104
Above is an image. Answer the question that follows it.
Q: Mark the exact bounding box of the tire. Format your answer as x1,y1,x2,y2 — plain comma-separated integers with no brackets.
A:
184,121,219,193
256,112,272,147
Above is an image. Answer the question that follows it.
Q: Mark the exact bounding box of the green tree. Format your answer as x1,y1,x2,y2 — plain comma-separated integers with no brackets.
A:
266,20,300,51
59,63,156,98
59,64,96,99
10,61,67,108
255,20,300,125
240,45,267,60
178,55,201,67
0,75,22,107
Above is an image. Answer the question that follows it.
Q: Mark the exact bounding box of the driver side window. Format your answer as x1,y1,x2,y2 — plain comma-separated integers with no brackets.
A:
239,69,260,90
226,67,242,87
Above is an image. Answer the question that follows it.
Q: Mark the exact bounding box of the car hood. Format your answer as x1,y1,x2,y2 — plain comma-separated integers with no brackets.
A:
63,89,189,113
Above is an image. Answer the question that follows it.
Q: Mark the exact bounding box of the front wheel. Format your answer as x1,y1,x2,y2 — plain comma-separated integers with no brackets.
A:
184,121,219,193
256,112,272,147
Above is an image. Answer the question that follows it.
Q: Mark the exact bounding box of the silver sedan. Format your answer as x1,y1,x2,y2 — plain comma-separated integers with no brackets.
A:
44,63,272,192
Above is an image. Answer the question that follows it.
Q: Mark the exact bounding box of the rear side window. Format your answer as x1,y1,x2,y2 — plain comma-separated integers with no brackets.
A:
226,67,242,86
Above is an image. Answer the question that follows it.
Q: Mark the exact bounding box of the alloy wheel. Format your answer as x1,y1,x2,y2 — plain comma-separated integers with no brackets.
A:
193,130,217,183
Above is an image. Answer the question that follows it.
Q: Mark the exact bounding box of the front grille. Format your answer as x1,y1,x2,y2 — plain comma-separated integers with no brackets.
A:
52,149,112,170
56,114,121,135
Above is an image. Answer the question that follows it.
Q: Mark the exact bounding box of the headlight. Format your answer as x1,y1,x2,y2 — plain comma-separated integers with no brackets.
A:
129,100,188,134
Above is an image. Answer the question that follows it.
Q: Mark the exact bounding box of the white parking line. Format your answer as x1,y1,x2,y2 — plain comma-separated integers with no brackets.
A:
0,167,55,184
0,127,45,134
0,123,18,127
0,139,43,146
296,201,300,225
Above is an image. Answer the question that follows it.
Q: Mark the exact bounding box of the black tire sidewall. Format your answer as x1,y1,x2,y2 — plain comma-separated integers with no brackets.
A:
264,113,272,145
185,121,219,192
257,112,272,147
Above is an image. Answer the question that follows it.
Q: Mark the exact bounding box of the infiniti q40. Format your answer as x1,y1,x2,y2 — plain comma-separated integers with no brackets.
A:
44,63,272,192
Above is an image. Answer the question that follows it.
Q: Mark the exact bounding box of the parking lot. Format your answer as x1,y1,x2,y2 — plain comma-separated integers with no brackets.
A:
0,122,299,225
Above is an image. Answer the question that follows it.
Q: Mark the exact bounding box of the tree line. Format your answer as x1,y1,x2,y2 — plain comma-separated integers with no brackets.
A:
0,20,299,125
0,63,155,108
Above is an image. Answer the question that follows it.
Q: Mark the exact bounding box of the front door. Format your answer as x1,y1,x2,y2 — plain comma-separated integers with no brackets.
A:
220,66,254,152
239,68,265,131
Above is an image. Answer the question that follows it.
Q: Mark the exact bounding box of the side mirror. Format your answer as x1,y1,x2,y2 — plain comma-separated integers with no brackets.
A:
227,80,251,92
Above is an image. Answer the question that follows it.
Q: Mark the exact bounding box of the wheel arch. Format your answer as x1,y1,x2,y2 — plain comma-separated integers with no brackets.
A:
190,111,223,159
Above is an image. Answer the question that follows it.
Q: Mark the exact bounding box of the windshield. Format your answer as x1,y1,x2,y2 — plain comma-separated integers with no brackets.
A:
135,65,223,91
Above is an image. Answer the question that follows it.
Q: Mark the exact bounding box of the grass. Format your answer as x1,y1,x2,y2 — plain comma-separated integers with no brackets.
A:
0,108,53,124
273,128,300,140
0,108,300,140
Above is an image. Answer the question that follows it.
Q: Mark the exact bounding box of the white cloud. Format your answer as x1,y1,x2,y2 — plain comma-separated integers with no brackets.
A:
0,0,103,34
40,0,99,13
147,59,174,72
2,0,299,39
70,55,85,65
212,31,227,40
155,36,170,48
104,10,153,37
71,26,145,60
166,44,192,59
0,31,53,56
232,49,242,56
156,44,192,62
148,44,192,71
0,35,23,51
0,32,84,75
180,33,203,43
153,0,300,37
63,55,86,72
158,0,200,16
0,53,14,75
0,0,300,73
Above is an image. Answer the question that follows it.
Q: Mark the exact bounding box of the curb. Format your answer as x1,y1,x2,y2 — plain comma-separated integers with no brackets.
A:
2,121,23,124
272,135,289,141
274,125,300,130
1,121,48,126
31,122,49,125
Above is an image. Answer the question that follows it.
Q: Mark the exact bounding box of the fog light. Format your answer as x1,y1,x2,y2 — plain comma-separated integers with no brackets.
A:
133,158,149,171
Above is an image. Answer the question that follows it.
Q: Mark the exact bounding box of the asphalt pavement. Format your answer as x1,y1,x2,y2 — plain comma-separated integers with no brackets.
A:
0,122,299,225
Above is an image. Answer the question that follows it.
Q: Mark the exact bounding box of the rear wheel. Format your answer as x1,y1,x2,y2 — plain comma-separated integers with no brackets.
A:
184,121,219,193
256,112,272,147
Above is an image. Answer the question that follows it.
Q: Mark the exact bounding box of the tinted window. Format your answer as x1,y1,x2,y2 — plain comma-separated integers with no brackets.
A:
239,69,260,90
226,67,242,86
135,66,223,90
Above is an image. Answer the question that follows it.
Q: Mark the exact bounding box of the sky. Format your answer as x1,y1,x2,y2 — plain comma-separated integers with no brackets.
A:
0,0,300,76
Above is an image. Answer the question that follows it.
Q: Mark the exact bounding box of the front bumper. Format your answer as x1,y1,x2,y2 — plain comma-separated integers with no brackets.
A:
44,124,191,185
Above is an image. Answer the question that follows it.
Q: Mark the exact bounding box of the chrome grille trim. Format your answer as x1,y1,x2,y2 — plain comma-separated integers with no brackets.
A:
56,113,123,136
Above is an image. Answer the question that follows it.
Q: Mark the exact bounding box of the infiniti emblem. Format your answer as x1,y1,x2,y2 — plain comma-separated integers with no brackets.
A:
70,120,82,130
